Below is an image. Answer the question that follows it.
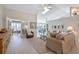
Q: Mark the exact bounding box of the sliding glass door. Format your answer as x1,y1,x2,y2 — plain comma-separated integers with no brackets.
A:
11,21,22,33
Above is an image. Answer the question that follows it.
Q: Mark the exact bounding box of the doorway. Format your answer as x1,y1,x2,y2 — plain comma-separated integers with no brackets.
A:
11,21,22,33
37,23,47,38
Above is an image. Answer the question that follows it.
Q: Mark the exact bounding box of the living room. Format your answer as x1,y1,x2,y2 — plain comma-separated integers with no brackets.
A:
0,4,79,54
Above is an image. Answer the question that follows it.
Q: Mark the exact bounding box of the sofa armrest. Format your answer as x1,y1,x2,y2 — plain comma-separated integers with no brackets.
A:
62,33,75,53
46,37,64,53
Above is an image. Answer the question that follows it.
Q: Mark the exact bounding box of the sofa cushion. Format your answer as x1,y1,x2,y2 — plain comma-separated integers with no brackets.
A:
50,32,58,38
0,28,7,33
56,33,64,40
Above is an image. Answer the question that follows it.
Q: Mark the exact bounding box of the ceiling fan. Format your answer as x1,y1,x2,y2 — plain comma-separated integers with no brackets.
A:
42,4,52,14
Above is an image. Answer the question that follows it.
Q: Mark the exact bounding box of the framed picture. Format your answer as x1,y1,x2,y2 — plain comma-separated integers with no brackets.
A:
70,7,79,16
30,22,36,29
62,25,64,29
54,26,56,29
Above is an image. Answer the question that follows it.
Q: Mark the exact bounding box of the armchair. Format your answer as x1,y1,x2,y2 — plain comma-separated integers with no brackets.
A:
26,31,34,38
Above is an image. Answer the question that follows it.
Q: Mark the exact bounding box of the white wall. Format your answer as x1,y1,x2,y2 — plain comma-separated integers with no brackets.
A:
0,5,6,27
47,15,79,34
4,8,37,37
0,5,3,26
0,6,37,37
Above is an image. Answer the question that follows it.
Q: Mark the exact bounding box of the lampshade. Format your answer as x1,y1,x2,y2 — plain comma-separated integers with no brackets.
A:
67,26,74,31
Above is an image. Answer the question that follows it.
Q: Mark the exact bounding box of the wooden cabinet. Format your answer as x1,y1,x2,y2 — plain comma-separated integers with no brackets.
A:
0,32,10,54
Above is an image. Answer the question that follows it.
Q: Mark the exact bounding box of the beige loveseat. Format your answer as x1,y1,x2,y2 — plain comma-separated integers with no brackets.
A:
46,31,76,54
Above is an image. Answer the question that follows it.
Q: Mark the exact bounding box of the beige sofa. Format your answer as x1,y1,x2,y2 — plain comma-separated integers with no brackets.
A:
46,32,76,54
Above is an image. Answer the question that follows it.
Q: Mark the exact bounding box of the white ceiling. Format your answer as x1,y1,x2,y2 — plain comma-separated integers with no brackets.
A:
3,4,79,21
3,4,43,15
46,4,79,21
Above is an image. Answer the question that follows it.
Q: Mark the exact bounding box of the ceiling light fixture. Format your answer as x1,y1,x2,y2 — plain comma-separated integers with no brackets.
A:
42,5,52,14
42,7,50,14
